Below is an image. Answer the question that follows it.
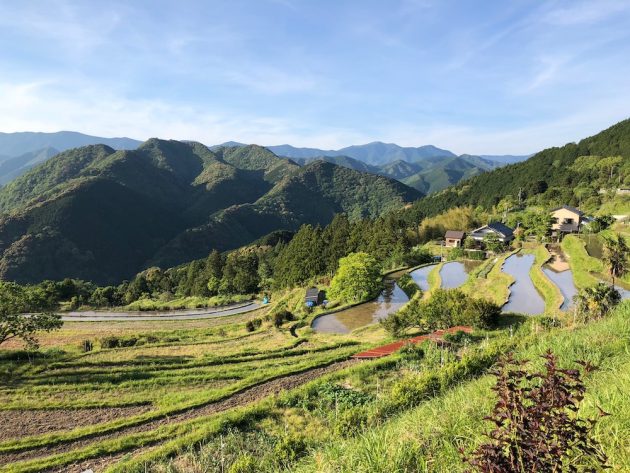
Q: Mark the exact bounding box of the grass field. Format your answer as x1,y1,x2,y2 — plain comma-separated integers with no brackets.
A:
124,302,630,473
0,235,624,472
460,251,516,305
528,245,564,315
0,305,368,473
562,234,606,289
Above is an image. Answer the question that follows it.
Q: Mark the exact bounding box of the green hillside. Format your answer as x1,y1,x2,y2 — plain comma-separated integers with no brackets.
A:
411,118,630,216
150,160,422,267
0,141,420,283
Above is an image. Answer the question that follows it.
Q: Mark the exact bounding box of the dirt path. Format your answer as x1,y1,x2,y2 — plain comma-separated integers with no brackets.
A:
1,359,359,471
0,406,152,442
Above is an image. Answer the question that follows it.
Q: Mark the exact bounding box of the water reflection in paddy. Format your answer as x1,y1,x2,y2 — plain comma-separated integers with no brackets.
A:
543,267,577,310
409,264,437,291
311,271,409,334
439,261,482,289
501,253,546,315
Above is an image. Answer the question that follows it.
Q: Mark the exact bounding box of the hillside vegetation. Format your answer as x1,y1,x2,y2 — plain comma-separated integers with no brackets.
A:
0,140,420,284
411,118,630,217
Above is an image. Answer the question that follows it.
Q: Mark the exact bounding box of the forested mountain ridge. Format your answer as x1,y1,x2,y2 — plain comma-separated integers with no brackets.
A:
292,153,503,194
0,140,420,283
149,159,421,268
410,118,630,217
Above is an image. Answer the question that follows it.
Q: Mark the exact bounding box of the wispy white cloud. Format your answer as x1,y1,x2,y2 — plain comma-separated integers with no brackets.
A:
0,78,361,149
518,55,569,93
544,0,629,26
0,0,124,57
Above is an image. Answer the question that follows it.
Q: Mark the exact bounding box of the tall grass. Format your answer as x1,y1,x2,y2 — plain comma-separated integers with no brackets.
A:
561,234,604,288
293,301,630,473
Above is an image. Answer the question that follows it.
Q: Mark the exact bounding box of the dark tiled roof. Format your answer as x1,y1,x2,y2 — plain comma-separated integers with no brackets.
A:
445,230,465,239
487,222,514,237
550,205,583,216
472,222,514,238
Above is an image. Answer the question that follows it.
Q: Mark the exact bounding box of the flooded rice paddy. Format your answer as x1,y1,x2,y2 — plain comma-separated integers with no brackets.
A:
311,271,409,334
501,253,546,315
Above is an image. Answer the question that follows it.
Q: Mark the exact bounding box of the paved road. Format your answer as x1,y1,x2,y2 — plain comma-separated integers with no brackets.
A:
59,302,261,321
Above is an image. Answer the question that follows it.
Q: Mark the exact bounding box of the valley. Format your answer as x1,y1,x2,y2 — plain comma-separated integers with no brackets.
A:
0,119,629,472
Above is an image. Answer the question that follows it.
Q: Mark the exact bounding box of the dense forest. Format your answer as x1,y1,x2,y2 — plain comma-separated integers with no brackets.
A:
410,118,630,217
0,140,420,284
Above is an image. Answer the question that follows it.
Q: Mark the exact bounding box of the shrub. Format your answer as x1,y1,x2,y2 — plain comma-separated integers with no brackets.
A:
100,336,120,349
464,351,608,472
449,247,465,259
333,405,370,436
463,298,501,329
120,337,138,347
574,282,621,321
228,453,257,473
245,318,262,332
443,330,475,345
273,310,294,328
272,433,307,468
468,249,485,260
383,289,500,336
389,372,441,410
397,342,425,360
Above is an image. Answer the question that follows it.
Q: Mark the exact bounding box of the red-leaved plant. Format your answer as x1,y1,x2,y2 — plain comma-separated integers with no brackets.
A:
464,350,609,472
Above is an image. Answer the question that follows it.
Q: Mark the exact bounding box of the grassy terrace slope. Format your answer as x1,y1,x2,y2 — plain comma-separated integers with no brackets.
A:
0,307,369,473
105,302,630,473
293,302,630,472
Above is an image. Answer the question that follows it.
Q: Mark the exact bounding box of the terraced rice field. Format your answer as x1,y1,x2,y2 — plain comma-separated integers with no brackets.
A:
0,312,364,473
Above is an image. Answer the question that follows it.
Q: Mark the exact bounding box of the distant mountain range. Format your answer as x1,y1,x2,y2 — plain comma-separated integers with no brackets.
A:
411,118,630,217
0,140,420,283
0,132,141,185
288,154,503,194
265,142,457,165
0,132,530,193
0,147,59,185
0,131,141,157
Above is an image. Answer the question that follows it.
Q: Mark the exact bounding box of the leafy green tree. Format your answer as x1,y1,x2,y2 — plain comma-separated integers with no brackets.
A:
89,286,120,307
463,236,477,249
521,211,553,241
383,289,500,336
328,252,382,303
574,283,621,321
221,251,260,294
483,233,503,253
207,276,221,295
602,234,628,286
0,282,62,348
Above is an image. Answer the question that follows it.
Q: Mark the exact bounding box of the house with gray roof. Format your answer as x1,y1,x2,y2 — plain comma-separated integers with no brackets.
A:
470,222,514,243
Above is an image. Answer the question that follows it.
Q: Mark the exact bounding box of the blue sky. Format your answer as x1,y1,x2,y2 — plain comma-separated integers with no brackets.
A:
1,0,629,154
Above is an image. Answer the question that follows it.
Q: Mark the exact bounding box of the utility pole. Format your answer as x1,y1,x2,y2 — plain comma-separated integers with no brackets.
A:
518,187,523,207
